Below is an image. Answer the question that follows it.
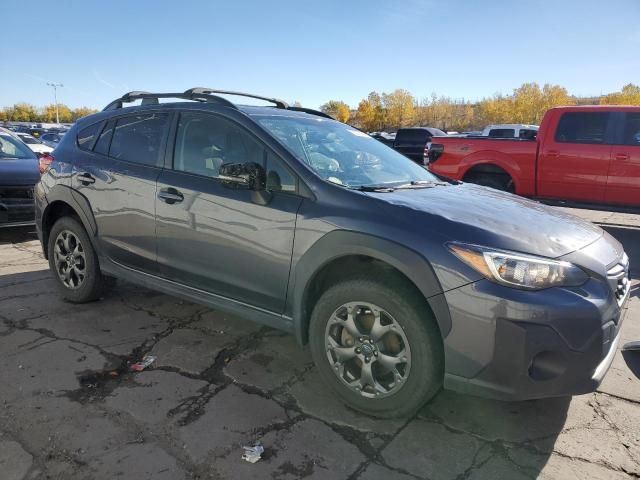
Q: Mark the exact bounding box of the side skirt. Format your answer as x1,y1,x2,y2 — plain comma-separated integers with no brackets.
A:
100,256,295,335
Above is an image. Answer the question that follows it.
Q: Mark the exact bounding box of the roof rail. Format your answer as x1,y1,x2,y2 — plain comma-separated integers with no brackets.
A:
183,88,289,109
102,89,333,120
102,91,236,111
288,106,333,119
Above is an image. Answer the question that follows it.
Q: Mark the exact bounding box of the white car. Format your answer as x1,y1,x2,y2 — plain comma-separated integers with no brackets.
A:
15,133,53,155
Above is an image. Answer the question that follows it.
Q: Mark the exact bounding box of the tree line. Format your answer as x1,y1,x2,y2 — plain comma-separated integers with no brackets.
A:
320,83,640,132
0,103,98,123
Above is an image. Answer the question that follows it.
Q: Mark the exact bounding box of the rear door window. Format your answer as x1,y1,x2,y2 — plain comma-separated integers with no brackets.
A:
109,113,169,166
623,113,640,146
77,122,103,151
555,112,610,144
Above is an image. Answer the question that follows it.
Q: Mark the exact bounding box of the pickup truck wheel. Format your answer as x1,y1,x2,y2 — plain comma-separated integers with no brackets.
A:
309,278,443,418
47,216,109,303
470,174,514,192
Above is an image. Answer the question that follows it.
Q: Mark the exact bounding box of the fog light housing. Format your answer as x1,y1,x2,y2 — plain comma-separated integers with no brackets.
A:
528,351,567,381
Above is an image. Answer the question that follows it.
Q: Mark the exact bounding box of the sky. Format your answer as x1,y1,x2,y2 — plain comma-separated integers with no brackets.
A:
1,0,639,110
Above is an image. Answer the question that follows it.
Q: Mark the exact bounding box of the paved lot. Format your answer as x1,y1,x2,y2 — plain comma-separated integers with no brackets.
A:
0,208,639,480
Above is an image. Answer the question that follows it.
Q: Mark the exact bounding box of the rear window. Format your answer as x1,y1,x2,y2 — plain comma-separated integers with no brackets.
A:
623,113,640,146
0,134,35,159
396,129,430,143
488,128,515,138
77,122,103,151
555,112,609,144
109,113,169,166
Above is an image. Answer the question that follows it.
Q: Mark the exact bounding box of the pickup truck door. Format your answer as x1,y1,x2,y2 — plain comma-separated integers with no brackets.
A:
537,111,613,203
606,112,640,207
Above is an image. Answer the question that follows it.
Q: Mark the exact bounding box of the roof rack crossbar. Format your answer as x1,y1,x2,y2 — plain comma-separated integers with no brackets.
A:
184,88,289,109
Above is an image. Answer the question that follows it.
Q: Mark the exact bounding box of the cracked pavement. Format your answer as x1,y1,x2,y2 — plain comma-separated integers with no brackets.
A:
0,208,639,479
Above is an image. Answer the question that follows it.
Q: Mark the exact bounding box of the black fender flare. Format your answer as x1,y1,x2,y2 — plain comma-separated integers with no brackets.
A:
41,185,98,255
289,230,451,344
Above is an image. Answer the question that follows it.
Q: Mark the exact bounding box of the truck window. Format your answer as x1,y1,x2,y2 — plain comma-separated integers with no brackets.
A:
623,113,640,146
488,129,515,138
555,112,609,144
396,129,430,143
519,129,537,140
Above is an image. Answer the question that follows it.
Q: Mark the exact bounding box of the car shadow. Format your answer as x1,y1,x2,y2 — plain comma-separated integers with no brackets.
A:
0,225,38,245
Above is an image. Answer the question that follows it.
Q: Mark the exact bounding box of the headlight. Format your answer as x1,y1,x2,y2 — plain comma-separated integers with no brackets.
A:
448,242,588,290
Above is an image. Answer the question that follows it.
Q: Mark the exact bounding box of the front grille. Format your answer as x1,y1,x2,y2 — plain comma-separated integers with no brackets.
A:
0,186,34,200
0,186,35,224
607,253,630,308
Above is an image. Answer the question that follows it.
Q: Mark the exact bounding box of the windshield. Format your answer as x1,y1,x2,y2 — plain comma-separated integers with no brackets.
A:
256,115,439,188
0,134,37,159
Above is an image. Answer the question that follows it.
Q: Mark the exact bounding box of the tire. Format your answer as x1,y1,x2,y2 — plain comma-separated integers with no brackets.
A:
469,174,513,192
309,277,443,418
47,216,109,303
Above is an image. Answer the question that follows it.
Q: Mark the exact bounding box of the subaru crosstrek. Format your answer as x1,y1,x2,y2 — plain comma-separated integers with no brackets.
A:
35,88,631,417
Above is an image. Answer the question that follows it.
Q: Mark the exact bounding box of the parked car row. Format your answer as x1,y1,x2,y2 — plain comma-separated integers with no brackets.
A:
29,88,630,418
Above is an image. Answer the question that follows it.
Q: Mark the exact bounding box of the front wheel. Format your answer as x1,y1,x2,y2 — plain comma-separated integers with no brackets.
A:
309,278,443,418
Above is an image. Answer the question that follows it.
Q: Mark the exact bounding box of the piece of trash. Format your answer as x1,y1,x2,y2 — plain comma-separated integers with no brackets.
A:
129,354,157,372
622,341,640,352
242,442,264,463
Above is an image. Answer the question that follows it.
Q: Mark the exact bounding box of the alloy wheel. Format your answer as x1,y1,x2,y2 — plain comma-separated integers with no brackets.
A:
324,301,411,398
53,230,87,289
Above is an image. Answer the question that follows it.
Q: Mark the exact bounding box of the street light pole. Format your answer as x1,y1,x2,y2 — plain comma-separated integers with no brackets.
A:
46,82,63,124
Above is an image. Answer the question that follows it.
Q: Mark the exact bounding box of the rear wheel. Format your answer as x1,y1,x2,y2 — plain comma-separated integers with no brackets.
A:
309,278,443,418
47,216,109,303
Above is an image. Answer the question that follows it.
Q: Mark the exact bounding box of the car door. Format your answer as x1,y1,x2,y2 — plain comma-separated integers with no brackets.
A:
155,111,302,313
537,111,613,203
71,111,170,273
605,111,640,207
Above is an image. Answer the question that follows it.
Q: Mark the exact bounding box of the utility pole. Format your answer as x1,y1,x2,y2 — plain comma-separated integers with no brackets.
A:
47,82,64,124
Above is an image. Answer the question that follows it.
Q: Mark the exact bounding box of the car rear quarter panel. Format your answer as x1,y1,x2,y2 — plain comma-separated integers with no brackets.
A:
429,137,538,195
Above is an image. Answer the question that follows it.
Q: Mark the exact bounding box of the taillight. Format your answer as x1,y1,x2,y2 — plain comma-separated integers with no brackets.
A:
38,153,54,174
423,142,432,165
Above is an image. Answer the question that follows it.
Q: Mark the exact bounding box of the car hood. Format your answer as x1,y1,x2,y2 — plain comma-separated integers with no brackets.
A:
0,158,40,185
366,183,603,258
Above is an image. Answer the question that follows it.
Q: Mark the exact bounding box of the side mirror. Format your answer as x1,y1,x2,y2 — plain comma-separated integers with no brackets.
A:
218,162,265,191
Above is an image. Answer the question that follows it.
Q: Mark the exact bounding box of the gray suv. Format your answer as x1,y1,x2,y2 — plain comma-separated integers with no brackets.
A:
35,89,631,418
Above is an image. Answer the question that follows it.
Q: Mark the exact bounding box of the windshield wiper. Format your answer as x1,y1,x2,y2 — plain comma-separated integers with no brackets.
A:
393,180,450,189
351,184,396,192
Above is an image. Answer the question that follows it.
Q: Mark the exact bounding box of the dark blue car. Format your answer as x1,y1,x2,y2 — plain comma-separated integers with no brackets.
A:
0,130,39,227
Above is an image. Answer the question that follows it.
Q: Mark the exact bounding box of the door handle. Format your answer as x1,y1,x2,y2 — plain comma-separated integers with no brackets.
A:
77,173,95,185
158,188,184,204
614,153,629,161
546,150,559,158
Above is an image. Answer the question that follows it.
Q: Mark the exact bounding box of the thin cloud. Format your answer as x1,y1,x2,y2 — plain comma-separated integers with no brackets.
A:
92,68,129,91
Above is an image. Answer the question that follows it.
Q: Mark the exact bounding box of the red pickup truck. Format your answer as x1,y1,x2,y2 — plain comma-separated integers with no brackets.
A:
427,106,640,207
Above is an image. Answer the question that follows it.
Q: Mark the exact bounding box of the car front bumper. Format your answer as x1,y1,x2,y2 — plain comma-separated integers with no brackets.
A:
0,186,35,228
441,272,630,401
